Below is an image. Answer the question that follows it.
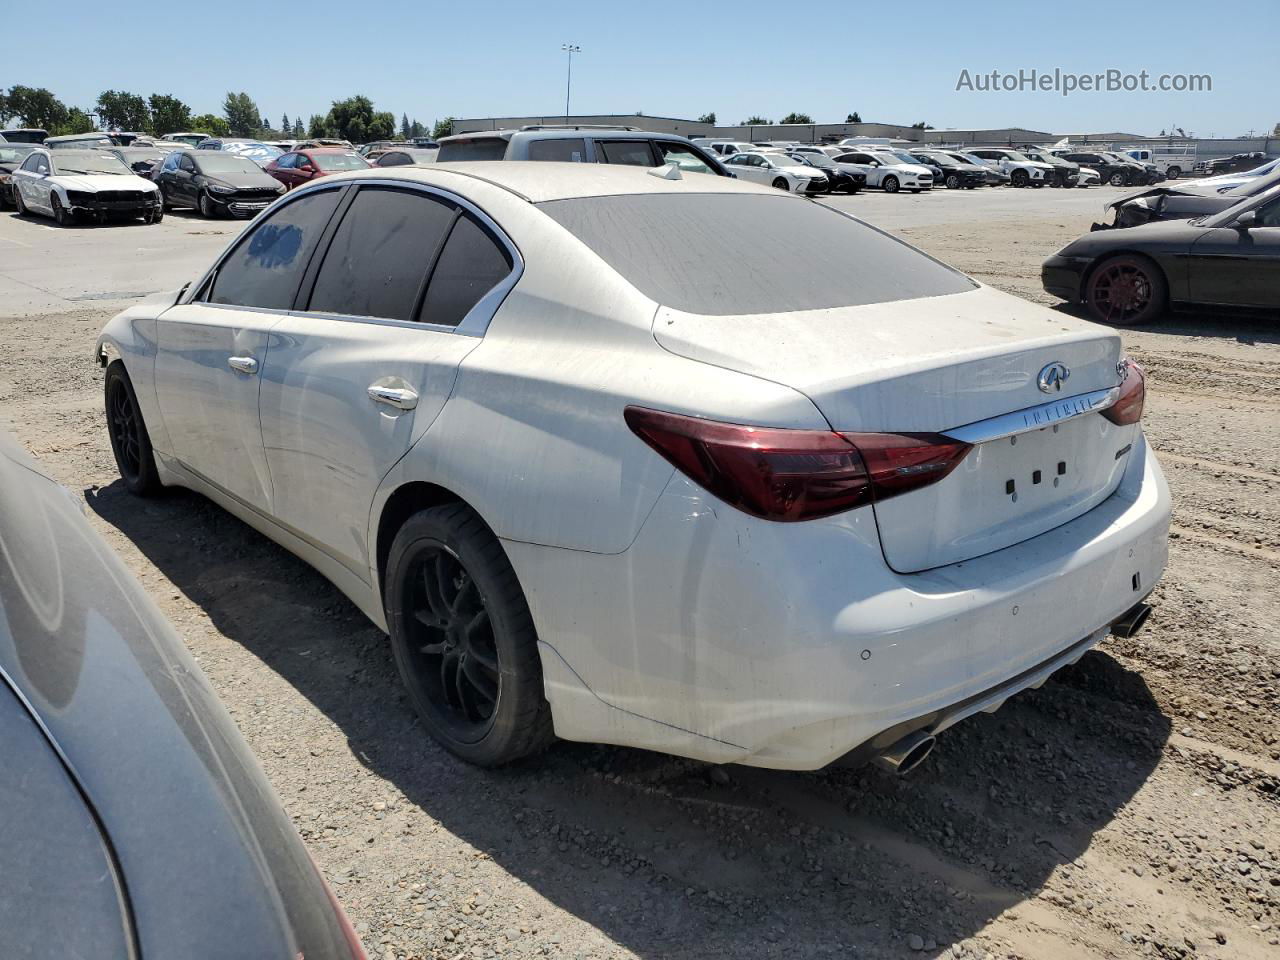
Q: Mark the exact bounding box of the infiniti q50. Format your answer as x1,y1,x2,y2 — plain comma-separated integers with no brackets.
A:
97,163,1170,772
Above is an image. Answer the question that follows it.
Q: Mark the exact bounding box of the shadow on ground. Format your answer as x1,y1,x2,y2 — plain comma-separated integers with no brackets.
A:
1052,302,1280,346
88,480,1171,958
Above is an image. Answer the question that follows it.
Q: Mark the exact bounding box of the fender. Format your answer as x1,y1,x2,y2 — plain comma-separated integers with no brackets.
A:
95,288,185,456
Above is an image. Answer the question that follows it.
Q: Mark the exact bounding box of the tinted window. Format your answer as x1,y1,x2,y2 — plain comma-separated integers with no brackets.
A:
378,152,411,166
276,153,297,169
597,140,657,166
179,154,196,172
419,215,513,327
657,143,717,175
436,137,508,162
308,187,456,322
527,138,586,162
208,188,341,310
540,193,974,315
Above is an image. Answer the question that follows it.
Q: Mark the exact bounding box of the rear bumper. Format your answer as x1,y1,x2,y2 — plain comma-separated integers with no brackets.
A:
515,435,1170,770
1041,254,1092,301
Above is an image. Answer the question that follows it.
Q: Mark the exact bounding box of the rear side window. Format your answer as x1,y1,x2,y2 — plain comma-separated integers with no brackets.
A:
540,193,974,315
419,215,513,327
527,138,586,162
657,142,718,176
597,140,657,166
308,187,457,322
207,188,341,310
436,137,508,162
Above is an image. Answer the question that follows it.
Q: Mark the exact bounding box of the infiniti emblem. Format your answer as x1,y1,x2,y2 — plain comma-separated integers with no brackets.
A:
1037,361,1070,393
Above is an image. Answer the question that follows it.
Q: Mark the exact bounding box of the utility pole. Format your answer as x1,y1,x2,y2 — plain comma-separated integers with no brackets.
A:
561,43,581,122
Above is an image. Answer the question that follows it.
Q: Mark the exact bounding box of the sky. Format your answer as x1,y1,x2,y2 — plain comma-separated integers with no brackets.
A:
7,0,1275,138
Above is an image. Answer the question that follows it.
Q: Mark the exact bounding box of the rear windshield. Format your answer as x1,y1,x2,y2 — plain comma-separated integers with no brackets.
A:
312,152,367,171
437,138,508,162
539,193,974,315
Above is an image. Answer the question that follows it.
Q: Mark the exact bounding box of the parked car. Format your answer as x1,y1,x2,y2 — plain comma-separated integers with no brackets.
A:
1101,168,1280,228
722,151,828,193
10,149,162,224
1076,167,1101,187
1200,152,1267,176
889,150,943,184
1020,148,1081,188
161,131,213,147
0,429,368,960
1121,145,1196,180
44,132,115,150
1190,156,1280,192
904,149,986,189
105,145,168,178
957,152,1010,186
832,149,932,192
374,148,441,167
295,138,354,150
265,148,371,189
359,139,413,158
0,128,48,144
1043,183,1280,324
0,143,39,207
1054,149,1141,187
196,138,284,168
692,139,757,157
1103,151,1162,185
785,152,863,193
437,126,729,176
967,148,1054,188
153,149,286,218
97,163,1169,773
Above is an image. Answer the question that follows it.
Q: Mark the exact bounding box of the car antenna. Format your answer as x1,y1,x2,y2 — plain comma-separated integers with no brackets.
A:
647,162,682,181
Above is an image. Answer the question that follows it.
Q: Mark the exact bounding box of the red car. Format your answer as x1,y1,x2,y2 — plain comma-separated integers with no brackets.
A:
265,147,369,189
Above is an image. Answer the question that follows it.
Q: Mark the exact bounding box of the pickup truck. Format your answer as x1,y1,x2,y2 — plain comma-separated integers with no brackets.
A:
1122,146,1196,180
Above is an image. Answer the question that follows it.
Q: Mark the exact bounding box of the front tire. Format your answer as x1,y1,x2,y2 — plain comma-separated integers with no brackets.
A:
1085,254,1167,327
1108,171,1127,187
105,362,162,495
771,176,789,191
1011,169,1029,187
13,188,28,216
385,504,554,767
945,173,960,189
198,190,219,218
882,175,899,194
51,193,69,226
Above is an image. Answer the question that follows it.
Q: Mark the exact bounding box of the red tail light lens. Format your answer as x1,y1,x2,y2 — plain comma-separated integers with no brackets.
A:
624,406,970,522
1101,358,1145,426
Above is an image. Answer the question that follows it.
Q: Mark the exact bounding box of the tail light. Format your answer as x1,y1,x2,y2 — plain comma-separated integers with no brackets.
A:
1101,358,1145,426
624,406,970,522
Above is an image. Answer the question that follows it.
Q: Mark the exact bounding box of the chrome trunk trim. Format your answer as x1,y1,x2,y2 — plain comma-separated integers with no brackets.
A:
942,385,1120,445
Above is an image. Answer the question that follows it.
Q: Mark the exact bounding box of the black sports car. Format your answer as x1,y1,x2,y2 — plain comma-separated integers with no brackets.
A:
0,428,367,959
1042,183,1280,325
786,152,865,193
908,151,986,189
1101,169,1280,229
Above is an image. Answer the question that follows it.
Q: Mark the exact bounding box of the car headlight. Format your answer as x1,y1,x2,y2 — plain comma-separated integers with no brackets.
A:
207,184,234,195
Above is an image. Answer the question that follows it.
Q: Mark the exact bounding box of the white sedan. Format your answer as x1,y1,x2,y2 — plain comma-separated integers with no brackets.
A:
831,148,934,192
11,149,163,224
97,162,1169,772
721,150,828,193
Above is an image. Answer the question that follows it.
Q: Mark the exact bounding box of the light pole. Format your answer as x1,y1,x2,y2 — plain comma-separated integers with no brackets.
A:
561,43,581,122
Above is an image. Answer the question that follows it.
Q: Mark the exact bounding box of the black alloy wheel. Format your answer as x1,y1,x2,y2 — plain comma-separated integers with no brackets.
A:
104,363,161,495
51,193,68,226
198,190,218,218
1085,254,1167,327
1011,169,1029,187
945,173,960,189
385,504,553,766
771,176,789,191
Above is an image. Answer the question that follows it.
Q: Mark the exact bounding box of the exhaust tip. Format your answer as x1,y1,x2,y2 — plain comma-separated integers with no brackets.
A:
1111,602,1153,639
872,730,936,777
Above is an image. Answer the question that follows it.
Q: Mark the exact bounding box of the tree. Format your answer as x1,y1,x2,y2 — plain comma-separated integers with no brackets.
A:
910,121,933,130
308,114,329,138
697,112,716,124
780,112,812,124
191,113,230,137
741,116,771,125
320,95,395,143
96,90,150,131
0,91,10,124
432,117,455,139
409,118,427,138
401,113,411,138
846,111,862,123
281,113,290,134
4,85,68,130
149,94,192,135
293,118,305,138
223,91,262,136
51,108,97,136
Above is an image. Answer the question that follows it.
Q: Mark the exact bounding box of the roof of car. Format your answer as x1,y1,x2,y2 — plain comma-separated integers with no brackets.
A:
314,160,775,203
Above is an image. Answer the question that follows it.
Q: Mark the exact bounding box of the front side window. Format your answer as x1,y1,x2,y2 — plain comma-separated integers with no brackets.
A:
276,153,297,169
308,187,457,322
179,154,196,173
597,140,658,167
207,188,342,310
21,154,46,173
527,138,586,162
657,143,715,175
418,215,513,327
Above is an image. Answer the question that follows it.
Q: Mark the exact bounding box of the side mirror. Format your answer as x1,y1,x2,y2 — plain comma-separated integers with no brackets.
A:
1234,209,1257,229
300,163,315,173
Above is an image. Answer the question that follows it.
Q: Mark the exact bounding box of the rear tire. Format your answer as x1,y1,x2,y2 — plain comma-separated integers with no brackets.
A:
1085,254,1167,327
882,175,899,194
1108,171,1126,186
1166,166,1181,180
104,362,162,496
385,504,554,767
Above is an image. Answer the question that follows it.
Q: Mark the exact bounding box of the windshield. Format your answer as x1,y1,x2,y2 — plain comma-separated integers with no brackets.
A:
52,154,131,175
798,154,835,168
312,152,369,171
195,154,263,175
539,193,974,315
225,142,282,159
1226,169,1280,197
0,145,38,164
1001,151,1031,162
891,151,925,165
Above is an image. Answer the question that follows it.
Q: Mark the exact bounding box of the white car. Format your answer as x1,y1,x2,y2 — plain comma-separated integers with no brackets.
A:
10,148,163,225
831,148,933,192
721,151,828,193
1077,166,1101,187
694,140,757,157
97,162,1169,773
968,148,1056,188
1189,157,1280,192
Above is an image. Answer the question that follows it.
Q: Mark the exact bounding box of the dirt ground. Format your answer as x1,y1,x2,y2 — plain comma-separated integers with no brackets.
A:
0,194,1277,960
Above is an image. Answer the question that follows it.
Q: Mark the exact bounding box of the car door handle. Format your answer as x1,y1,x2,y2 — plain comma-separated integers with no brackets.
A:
367,384,418,411
227,356,259,375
